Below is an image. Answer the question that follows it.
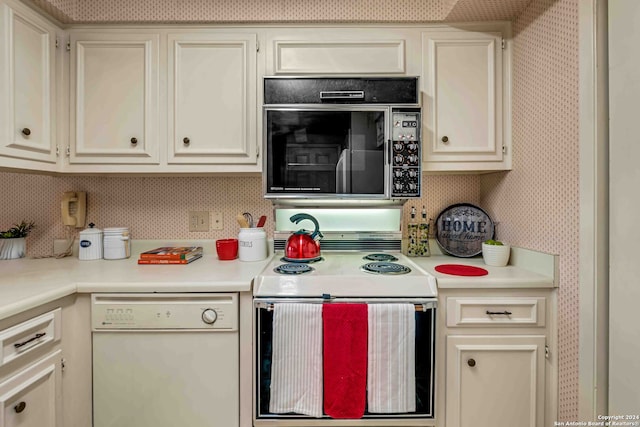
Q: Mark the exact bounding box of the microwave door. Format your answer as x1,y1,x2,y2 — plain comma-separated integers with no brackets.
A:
335,148,351,193
351,150,385,194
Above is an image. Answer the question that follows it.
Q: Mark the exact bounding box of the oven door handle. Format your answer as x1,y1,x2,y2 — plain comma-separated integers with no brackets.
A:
254,298,437,311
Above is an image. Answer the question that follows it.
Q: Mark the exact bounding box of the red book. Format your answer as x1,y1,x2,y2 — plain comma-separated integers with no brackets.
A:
137,254,203,265
139,246,203,260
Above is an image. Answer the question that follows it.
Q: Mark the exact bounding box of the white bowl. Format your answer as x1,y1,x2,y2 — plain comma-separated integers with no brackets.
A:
482,242,511,267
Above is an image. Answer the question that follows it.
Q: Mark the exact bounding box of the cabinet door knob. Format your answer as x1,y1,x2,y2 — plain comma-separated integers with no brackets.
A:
183,137,190,145
441,135,449,143
467,358,476,367
130,137,138,144
14,401,26,413
22,128,31,136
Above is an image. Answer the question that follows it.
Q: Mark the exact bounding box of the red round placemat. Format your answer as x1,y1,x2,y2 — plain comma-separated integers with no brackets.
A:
435,264,488,276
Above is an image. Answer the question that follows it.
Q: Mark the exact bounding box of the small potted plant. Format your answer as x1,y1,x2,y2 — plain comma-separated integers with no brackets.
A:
481,239,511,267
0,221,35,260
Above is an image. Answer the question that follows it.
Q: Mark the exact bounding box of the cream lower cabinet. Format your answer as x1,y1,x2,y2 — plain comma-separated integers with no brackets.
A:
439,289,555,427
0,307,65,427
69,32,160,165
0,351,62,427
446,335,545,427
421,24,511,172
167,32,257,166
0,0,58,171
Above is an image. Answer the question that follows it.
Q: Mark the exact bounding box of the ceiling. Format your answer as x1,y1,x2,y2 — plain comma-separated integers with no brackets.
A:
26,0,535,24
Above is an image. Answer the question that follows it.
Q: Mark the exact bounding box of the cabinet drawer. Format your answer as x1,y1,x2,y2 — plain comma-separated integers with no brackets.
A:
0,309,61,367
446,297,545,327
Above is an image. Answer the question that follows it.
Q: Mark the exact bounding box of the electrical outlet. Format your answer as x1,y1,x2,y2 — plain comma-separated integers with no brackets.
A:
189,211,209,232
211,212,223,230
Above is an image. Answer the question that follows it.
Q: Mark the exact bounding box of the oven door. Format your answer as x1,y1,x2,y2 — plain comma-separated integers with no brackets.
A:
254,298,436,425
264,106,390,199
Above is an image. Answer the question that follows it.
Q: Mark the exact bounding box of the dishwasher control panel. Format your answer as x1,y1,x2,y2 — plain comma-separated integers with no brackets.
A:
91,293,238,330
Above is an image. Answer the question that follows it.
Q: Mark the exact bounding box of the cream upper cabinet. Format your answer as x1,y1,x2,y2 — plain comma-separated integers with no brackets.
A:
0,0,58,170
264,28,421,76
167,32,257,165
421,25,511,172
69,32,159,165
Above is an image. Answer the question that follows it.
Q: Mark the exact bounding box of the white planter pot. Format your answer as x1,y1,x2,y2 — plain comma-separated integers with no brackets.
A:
481,242,510,267
0,237,26,260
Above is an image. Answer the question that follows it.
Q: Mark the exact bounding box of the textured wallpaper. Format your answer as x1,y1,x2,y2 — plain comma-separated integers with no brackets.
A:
0,173,479,256
480,0,580,420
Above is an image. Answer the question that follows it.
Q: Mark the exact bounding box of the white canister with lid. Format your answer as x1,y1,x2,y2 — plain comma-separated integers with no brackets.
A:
103,227,131,260
79,223,103,260
238,228,267,261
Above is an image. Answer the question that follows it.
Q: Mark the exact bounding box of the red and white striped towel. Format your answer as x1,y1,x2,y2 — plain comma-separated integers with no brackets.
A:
269,303,323,418
367,303,416,413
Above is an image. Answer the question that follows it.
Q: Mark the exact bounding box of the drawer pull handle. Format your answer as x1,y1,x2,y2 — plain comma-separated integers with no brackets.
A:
14,332,46,349
22,128,31,136
14,401,26,413
486,310,512,316
130,137,138,144
467,358,476,367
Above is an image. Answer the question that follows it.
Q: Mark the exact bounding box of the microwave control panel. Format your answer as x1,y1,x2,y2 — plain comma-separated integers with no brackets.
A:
391,110,421,198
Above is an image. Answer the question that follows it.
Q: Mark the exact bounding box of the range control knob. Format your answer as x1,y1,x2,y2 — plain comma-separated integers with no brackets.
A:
394,182,403,191
394,142,403,151
394,154,404,164
408,183,418,191
201,308,218,325
394,170,403,178
408,170,418,178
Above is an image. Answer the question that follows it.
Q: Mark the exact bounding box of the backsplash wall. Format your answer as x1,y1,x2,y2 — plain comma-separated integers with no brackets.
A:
0,172,480,257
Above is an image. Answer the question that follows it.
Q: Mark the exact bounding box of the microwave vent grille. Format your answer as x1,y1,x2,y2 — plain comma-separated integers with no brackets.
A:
274,239,401,252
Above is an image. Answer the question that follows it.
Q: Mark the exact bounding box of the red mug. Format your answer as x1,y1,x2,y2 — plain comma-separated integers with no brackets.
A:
216,239,238,260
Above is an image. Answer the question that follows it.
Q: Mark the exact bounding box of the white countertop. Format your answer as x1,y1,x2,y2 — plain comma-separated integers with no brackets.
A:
0,240,557,321
0,240,270,321
410,255,556,288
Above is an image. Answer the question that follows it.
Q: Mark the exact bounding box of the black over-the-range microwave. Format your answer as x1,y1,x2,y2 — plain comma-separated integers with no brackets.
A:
263,77,422,201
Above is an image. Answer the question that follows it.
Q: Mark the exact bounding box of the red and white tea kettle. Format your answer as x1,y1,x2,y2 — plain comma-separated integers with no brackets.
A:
284,213,323,262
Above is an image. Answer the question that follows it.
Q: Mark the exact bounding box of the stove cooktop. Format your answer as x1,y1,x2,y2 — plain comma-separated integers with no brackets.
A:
253,252,437,298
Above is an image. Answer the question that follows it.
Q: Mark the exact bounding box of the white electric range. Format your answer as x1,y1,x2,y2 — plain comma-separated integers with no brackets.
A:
253,207,438,425
253,251,437,298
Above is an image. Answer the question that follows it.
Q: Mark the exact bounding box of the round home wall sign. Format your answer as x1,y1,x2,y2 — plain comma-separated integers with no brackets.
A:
435,203,495,257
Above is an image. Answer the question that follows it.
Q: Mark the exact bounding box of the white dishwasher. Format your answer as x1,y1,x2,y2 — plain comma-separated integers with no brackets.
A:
91,293,239,427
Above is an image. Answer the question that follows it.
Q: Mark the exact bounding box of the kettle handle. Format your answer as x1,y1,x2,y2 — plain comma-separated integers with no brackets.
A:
290,213,322,240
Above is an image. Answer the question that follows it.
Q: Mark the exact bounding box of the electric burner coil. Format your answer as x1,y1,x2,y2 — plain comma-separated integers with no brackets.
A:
361,261,411,275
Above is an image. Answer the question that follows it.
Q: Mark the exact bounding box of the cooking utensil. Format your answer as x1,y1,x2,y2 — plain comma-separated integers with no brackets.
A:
237,214,250,228
243,212,254,228
256,215,267,228
284,213,323,261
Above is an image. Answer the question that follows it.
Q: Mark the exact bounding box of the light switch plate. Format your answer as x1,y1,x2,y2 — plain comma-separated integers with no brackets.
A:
189,211,209,232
